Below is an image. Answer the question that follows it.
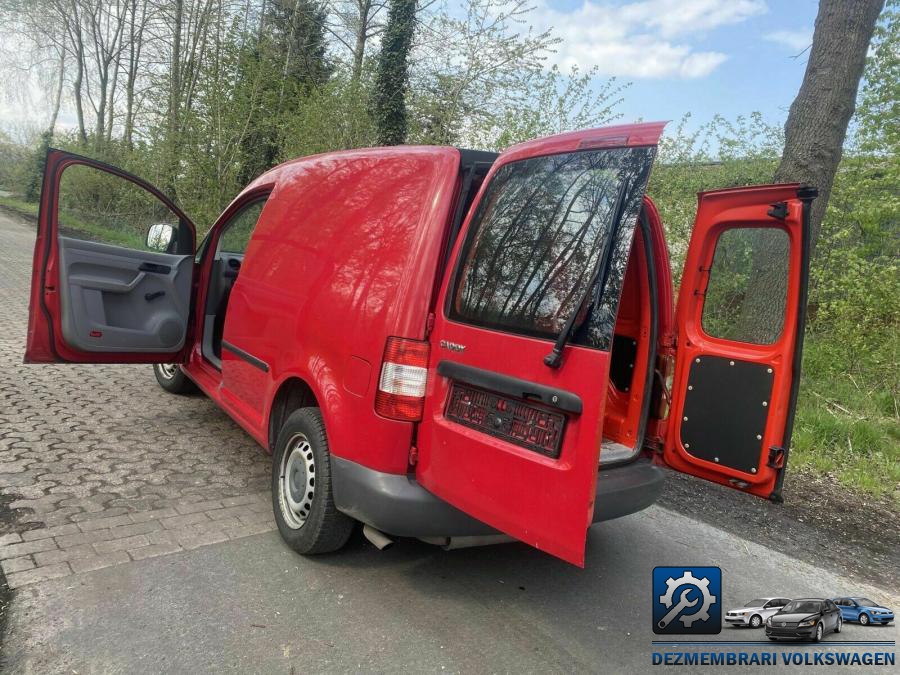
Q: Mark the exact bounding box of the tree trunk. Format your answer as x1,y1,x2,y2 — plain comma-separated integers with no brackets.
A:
774,0,885,248
352,0,372,81
167,0,184,194
47,47,66,135
736,0,884,340
373,0,416,145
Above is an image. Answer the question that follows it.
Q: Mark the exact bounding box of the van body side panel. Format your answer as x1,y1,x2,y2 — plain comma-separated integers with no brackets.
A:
220,147,461,473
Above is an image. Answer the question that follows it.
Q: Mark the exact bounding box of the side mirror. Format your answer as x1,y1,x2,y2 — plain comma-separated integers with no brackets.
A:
146,223,175,252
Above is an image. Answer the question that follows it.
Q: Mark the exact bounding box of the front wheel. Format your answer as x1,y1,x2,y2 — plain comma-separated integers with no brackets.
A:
859,613,870,626
813,623,824,643
271,407,354,555
835,617,842,633
153,363,199,395
749,615,762,628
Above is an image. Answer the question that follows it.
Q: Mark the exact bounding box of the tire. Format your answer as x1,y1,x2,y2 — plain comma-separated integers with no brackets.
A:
271,407,354,555
835,617,842,633
859,613,869,626
750,614,763,628
813,622,824,643
153,363,199,395
768,637,777,641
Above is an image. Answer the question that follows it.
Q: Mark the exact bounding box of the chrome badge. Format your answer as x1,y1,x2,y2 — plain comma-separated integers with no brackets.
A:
439,340,466,353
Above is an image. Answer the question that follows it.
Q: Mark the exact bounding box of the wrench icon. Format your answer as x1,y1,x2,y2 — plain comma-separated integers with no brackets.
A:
658,588,698,629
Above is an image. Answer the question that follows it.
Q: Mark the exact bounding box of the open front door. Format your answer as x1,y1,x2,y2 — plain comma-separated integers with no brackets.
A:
662,184,816,500
417,123,664,566
26,150,196,364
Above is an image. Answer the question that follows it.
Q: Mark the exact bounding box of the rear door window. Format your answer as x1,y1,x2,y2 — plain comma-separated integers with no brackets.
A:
449,146,655,351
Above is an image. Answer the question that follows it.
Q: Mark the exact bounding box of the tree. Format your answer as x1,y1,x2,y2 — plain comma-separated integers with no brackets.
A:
774,0,885,248
735,0,885,341
372,0,415,145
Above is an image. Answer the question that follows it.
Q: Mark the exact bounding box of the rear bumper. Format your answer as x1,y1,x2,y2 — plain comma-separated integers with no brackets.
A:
331,455,664,538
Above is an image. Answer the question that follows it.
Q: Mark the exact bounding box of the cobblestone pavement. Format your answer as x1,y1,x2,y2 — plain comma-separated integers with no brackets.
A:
0,210,272,588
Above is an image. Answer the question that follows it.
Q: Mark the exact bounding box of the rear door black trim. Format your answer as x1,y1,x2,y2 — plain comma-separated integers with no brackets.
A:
436,361,582,414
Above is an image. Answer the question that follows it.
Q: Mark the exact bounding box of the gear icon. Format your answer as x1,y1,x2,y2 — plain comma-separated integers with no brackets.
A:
658,570,717,627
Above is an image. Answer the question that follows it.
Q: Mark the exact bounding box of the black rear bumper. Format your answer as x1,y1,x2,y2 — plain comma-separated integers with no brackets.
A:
332,455,664,538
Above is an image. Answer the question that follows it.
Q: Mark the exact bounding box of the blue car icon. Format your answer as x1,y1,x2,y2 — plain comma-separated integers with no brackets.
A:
832,597,894,626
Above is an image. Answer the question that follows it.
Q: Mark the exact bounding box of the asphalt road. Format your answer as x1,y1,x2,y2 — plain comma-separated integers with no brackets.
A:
1,209,897,672
5,508,897,673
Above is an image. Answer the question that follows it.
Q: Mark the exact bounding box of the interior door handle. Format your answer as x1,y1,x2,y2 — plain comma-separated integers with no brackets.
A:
138,262,171,274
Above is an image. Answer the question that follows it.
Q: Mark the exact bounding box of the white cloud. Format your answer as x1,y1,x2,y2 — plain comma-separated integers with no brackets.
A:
532,0,767,79
763,28,813,53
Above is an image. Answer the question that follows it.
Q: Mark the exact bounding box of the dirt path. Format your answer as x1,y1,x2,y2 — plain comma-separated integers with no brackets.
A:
659,467,900,590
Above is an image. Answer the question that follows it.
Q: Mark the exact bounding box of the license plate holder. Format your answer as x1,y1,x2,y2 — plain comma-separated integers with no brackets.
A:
445,383,566,458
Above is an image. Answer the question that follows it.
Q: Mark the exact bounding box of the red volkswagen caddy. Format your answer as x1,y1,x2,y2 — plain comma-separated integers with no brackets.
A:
25,123,815,566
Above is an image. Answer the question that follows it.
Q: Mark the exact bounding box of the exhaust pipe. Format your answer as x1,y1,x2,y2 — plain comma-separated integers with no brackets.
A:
363,524,394,550
418,534,515,550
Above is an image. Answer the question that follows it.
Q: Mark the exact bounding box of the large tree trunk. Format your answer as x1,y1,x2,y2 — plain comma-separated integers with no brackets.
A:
774,0,885,248
736,0,884,341
373,0,416,145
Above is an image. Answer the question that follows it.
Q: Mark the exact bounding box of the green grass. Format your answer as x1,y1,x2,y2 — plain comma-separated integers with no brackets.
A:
791,336,900,502
0,195,145,249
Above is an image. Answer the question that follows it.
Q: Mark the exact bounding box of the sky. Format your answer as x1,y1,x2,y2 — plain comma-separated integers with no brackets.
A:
533,0,819,132
0,0,820,142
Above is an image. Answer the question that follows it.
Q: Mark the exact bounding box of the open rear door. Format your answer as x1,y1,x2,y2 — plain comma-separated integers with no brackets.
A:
417,123,664,566
26,149,196,364
661,184,816,500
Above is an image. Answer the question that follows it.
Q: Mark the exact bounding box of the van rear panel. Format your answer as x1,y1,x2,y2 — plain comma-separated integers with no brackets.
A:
230,147,462,473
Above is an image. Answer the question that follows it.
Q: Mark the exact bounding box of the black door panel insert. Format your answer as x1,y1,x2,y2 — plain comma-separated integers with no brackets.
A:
680,356,774,474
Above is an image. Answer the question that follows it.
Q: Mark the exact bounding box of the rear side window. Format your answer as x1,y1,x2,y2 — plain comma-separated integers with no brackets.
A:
449,147,655,351
701,227,789,345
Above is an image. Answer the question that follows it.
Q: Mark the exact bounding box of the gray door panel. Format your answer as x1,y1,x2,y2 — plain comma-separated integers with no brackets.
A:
58,236,192,352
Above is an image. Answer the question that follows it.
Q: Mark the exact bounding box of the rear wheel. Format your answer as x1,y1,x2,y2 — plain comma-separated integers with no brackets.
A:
271,408,354,555
153,363,199,394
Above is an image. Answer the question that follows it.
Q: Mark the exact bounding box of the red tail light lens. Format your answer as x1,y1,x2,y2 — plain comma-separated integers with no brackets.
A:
375,337,430,421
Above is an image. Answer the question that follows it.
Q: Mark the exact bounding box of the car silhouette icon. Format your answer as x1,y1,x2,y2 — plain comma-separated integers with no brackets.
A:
765,598,842,642
724,597,790,628
832,597,894,626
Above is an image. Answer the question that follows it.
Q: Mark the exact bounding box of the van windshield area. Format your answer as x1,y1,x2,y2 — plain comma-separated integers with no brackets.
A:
449,146,654,352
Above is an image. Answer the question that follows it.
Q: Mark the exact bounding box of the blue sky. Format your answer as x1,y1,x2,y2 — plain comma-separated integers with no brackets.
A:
533,0,818,132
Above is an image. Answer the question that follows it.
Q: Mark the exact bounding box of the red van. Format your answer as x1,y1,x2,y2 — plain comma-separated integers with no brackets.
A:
25,123,816,566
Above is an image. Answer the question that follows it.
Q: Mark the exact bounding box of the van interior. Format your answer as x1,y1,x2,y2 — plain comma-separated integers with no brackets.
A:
601,220,656,465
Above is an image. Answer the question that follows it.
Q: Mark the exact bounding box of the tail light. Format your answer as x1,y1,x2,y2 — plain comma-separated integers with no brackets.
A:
375,337,430,421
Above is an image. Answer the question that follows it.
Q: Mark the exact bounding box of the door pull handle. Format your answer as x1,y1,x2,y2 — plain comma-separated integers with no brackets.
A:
145,290,166,302
139,262,171,274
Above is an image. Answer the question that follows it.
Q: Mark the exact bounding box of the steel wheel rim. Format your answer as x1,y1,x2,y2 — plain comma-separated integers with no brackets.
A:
158,363,179,379
278,433,315,529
